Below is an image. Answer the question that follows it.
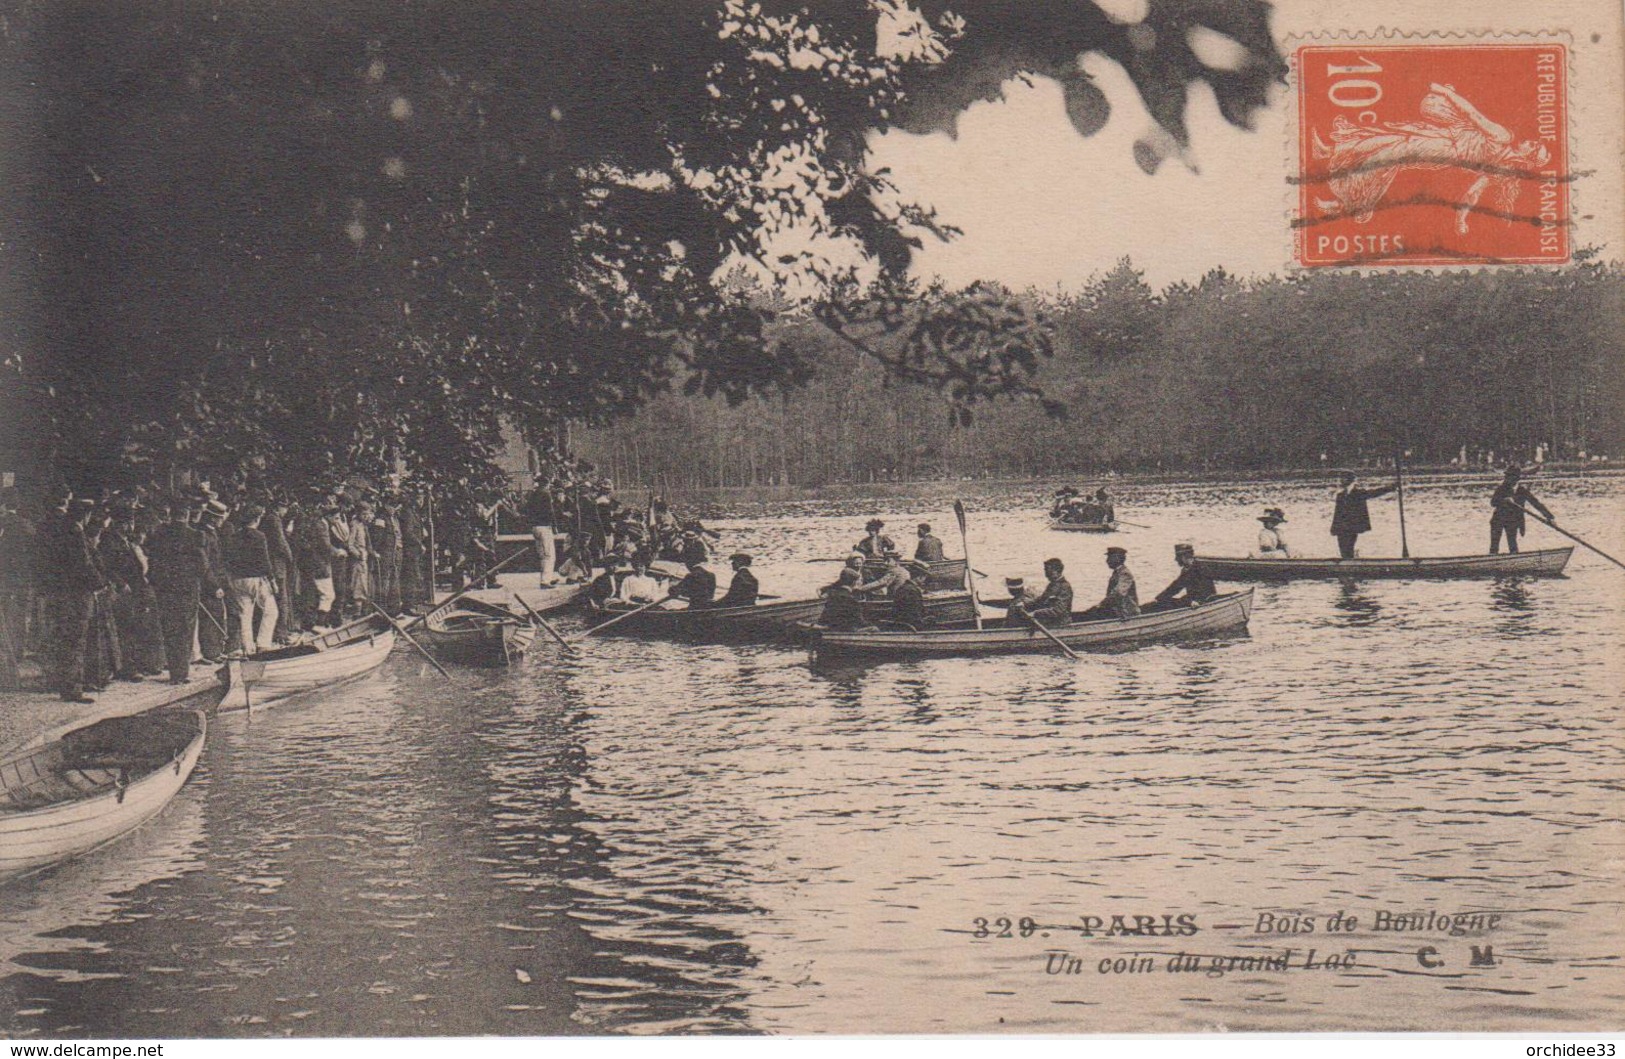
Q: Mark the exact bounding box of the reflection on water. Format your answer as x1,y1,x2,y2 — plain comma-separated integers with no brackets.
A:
2,476,1623,1036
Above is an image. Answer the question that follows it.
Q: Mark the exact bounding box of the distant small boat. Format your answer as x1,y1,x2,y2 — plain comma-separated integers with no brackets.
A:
0,709,208,882
221,614,395,710
587,591,979,642
1048,518,1119,533
805,590,1254,658
422,597,537,666
1194,548,1573,581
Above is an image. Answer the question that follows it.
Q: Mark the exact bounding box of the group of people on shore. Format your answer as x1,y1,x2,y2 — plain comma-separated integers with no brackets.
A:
0,478,438,701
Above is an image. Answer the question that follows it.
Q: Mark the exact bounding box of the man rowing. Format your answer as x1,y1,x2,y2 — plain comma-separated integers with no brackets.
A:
914,523,946,563
817,568,868,631
1078,546,1139,621
1009,558,1073,628
1490,466,1555,555
854,519,895,558
1330,471,1398,558
667,557,717,607
715,553,759,608
1154,544,1217,607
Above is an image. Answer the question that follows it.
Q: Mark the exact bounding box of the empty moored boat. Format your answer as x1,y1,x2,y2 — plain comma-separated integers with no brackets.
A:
806,589,1254,658
0,709,208,882
421,597,538,666
1193,547,1572,581
221,614,395,710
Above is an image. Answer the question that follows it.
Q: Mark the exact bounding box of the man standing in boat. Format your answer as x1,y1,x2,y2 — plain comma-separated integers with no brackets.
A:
914,523,946,563
1155,544,1217,607
1079,547,1139,621
1011,557,1075,627
1330,472,1399,558
854,519,895,558
1490,466,1555,555
715,553,760,608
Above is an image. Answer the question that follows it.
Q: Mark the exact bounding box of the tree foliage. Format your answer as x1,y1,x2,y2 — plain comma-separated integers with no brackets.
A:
0,0,1286,504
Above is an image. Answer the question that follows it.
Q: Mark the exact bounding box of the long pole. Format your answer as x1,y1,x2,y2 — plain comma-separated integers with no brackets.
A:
371,603,453,680
1019,610,1082,660
1517,504,1625,572
953,500,983,630
511,593,580,656
407,548,529,632
425,493,436,602
1394,450,1411,559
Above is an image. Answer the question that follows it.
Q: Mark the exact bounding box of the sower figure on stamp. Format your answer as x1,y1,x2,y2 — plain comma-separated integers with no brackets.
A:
1330,472,1399,558
1489,465,1554,555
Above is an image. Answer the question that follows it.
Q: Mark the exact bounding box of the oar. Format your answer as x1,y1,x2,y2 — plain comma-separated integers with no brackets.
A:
371,603,453,680
572,595,671,640
1517,504,1625,572
1395,450,1411,559
405,548,528,631
952,500,984,630
196,600,229,638
1017,610,1081,660
510,592,580,657
1115,520,1152,530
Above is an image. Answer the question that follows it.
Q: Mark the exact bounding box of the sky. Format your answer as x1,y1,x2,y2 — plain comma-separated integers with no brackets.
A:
869,0,1624,292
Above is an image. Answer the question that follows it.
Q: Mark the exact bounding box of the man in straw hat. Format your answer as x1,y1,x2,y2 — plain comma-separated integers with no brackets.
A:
1254,508,1293,559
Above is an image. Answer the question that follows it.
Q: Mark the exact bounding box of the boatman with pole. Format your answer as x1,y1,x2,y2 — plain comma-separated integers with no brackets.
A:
1490,466,1555,555
1330,472,1399,558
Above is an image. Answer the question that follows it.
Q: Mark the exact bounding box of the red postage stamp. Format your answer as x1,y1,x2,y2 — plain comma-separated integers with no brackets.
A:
1294,43,1569,267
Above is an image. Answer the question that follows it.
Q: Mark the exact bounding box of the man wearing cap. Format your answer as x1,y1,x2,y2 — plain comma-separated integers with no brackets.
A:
1079,548,1139,621
222,504,279,655
818,568,868,630
266,495,299,640
1155,544,1217,608
714,553,760,609
297,493,338,628
327,499,356,620
521,476,560,586
146,497,207,684
887,561,932,629
197,499,231,661
914,523,946,564
1012,557,1075,627
1330,472,1398,559
38,490,105,701
1490,465,1555,555
853,519,895,559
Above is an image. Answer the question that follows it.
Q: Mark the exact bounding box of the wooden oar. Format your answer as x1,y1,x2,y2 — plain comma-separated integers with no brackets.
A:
371,603,453,680
1115,520,1151,530
1018,609,1081,660
1517,504,1625,572
510,593,580,657
952,500,983,631
405,549,528,632
571,596,671,640
196,600,229,638
1395,451,1411,559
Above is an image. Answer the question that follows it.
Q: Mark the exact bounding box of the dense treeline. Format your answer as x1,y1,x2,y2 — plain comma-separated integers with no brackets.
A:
577,260,1625,489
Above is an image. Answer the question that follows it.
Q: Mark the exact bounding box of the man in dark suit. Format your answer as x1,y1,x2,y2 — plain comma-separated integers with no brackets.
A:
1013,557,1076,627
1490,466,1555,554
1330,472,1399,558
38,492,105,702
146,498,206,684
669,558,717,607
1155,543,1218,607
913,523,946,563
715,553,759,608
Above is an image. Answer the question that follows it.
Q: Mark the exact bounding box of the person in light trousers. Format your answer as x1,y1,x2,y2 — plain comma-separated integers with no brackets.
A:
222,504,279,654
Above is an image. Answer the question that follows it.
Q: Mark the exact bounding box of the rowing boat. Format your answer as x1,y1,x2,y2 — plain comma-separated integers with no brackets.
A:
1193,548,1572,581
0,709,208,881
1048,518,1118,533
220,614,395,710
586,590,979,642
422,598,537,666
806,589,1254,658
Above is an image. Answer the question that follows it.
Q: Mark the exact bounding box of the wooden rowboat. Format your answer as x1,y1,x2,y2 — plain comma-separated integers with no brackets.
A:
860,557,968,592
806,589,1254,658
422,598,537,666
1048,518,1119,533
587,590,979,642
221,614,395,710
1193,548,1573,581
0,709,208,882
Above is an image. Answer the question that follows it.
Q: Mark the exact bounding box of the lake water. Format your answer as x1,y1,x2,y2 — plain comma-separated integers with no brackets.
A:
4,473,1623,1036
